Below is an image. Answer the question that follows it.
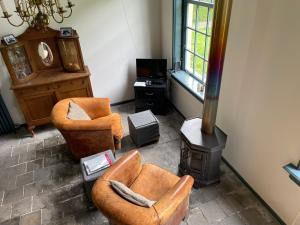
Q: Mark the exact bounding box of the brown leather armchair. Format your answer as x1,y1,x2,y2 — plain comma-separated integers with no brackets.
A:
51,97,123,160
92,150,194,225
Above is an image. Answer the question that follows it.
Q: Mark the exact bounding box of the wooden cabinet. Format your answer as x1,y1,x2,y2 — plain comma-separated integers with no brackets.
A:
0,27,94,135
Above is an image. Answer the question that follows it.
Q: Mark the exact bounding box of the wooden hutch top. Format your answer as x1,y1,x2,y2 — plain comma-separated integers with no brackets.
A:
0,27,90,88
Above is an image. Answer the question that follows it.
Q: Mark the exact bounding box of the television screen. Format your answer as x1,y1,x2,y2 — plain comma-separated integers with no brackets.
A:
136,59,167,78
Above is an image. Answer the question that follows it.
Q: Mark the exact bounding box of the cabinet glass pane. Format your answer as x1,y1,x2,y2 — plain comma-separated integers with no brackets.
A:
58,39,80,72
7,46,32,80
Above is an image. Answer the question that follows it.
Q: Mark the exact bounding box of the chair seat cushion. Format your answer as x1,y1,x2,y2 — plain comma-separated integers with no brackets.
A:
67,101,91,120
130,164,180,201
110,180,156,207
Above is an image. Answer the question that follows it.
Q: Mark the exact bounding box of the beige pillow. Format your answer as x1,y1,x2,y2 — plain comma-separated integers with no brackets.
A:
110,180,156,207
67,101,91,120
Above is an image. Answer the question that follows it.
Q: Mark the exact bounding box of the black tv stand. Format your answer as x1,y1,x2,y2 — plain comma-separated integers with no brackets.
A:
134,78,167,115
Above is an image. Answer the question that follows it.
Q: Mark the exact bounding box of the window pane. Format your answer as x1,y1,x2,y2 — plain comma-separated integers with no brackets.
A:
187,3,197,29
184,1,215,84
205,36,211,60
195,33,206,58
186,29,195,52
196,6,208,33
207,8,214,35
195,57,204,80
185,51,194,74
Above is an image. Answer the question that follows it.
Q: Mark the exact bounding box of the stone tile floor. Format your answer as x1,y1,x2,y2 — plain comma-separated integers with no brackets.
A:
0,102,281,225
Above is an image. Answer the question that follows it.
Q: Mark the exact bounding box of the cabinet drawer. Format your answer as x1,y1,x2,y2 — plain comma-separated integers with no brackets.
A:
16,84,53,95
135,88,164,99
55,78,87,90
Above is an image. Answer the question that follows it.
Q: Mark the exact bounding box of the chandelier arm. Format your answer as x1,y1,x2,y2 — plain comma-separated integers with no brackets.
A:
51,12,64,23
5,16,25,27
18,11,30,23
50,1,60,14
15,10,25,21
63,7,73,18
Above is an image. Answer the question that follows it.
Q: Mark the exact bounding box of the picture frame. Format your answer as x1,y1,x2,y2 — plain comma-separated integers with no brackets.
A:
2,34,17,45
60,27,73,37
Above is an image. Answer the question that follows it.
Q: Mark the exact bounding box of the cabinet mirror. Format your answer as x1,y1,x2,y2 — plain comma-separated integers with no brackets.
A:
38,42,53,67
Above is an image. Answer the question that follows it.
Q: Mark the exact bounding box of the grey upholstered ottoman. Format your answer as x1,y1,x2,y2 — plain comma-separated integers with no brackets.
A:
80,150,116,208
128,110,160,147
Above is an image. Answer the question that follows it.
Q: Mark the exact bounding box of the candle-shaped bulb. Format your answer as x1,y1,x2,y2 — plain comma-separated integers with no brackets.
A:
0,0,7,13
56,0,61,8
14,0,19,7
21,0,25,11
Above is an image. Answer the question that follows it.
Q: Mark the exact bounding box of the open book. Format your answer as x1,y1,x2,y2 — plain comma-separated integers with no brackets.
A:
83,152,113,175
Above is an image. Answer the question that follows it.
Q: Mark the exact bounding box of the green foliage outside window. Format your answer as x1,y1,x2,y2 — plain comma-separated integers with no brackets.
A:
185,1,214,83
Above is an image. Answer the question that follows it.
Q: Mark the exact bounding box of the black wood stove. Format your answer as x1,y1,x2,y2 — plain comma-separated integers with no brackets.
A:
178,0,232,188
179,118,227,188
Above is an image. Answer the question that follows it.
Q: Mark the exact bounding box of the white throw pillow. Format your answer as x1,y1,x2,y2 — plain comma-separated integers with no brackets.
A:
110,180,156,207
67,101,91,120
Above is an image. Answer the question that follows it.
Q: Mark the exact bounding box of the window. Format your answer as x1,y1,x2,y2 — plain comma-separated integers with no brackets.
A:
183,0,214,84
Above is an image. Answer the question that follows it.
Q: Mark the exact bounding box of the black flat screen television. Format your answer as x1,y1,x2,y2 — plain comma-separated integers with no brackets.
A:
136,59,167,79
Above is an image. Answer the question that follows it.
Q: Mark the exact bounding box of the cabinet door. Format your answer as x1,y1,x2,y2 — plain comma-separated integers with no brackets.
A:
20,92,57,125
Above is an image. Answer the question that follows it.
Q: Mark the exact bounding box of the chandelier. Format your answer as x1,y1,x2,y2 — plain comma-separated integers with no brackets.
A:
0,0,75,30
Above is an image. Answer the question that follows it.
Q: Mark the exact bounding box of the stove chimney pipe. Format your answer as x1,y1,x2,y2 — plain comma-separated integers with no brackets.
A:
201,0,233,134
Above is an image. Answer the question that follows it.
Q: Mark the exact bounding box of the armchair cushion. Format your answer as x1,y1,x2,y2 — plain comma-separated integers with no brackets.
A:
67,101,91,120
110,180,156,207
130,164,180,201
72,97,111,119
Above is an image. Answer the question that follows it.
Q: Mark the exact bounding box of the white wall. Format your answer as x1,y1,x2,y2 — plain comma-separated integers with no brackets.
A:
162,0,300,224
0,0,162,124
161,0,173,69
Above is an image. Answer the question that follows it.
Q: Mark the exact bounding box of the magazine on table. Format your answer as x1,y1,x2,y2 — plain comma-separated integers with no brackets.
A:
84,152,113,175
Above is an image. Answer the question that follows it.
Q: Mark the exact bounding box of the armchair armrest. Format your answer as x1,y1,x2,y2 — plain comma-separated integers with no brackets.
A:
101,150,142,186
153,175,194,225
